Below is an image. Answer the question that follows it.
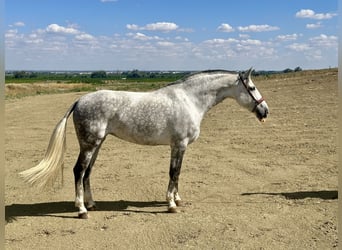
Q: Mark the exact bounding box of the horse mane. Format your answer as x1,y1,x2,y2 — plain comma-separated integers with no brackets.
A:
167,70,238,86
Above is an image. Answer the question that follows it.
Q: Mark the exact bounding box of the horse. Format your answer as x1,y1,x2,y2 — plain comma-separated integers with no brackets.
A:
19,68,269,219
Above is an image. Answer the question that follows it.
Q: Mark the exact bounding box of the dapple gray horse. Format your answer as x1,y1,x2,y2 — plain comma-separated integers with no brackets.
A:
20,68,269,218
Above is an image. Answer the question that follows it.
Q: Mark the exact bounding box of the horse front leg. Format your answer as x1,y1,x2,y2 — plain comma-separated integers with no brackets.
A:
166,144,186,213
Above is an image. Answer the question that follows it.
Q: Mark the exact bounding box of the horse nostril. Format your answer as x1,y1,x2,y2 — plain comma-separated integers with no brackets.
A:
265,109,269,117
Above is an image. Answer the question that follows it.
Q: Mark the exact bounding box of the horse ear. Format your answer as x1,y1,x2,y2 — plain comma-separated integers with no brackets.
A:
246,67,253,79
241,67,253,80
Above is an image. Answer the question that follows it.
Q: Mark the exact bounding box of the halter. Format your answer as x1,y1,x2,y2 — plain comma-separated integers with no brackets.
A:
238,73,265,112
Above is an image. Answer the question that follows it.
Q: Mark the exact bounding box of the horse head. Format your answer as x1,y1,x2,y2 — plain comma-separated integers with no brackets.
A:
236,68,269,122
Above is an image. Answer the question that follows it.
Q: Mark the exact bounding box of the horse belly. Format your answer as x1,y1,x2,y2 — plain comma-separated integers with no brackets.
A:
110,124,171,145
108,113,172,146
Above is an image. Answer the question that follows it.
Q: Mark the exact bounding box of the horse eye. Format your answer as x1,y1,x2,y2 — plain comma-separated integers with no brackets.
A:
248,86,256,91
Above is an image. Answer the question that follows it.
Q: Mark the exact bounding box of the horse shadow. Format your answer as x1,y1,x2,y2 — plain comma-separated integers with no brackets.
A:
6,200,168,223
241,190,338,200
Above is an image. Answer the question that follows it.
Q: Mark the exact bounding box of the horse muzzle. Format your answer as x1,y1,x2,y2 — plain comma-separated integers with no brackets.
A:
254,101,269,123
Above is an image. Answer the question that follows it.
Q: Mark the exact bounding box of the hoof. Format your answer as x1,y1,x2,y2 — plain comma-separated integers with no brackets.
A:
78,213,89,219
175,200,182,207
87,205,96,211
168,206,178,213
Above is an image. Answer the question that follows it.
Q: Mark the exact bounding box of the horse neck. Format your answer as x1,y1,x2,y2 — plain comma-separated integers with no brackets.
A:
180,74,238,115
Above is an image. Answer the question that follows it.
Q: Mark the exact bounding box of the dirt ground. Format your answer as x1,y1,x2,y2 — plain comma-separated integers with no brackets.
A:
5,70,338,249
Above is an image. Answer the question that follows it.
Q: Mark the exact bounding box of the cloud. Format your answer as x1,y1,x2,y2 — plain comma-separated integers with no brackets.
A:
217,23,234,32
100,0,118,2
75,33,95,41
175,36,189,42
276,34,298,42
131,32,153,41
306,22,323,29
286,33,337,63
9,21,25,27
6,23,97,51
240,39,262,46
287,34,337,53
295,9,337,20
309,34,338,48
204,38,238,45
199,37,275,61
157,41,175,47
126,24,139,30
46,24,80,35
5,29,19,39
238,24,279,32
126,22,179,32
287,43,311,52
145,22,178,31
126,32,162,41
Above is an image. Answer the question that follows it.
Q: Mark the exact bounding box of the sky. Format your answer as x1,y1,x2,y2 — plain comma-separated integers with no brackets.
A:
5,0,338,71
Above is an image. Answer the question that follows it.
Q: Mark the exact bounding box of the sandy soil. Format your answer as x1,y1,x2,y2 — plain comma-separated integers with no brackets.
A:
5,70,338,249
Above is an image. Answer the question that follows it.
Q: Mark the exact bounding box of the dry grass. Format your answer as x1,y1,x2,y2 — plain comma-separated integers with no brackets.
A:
5,82,94,99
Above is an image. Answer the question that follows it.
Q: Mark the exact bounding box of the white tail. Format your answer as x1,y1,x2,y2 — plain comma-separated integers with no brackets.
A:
19,102,77,189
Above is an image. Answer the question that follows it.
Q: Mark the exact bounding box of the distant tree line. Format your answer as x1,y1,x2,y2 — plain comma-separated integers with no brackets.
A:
6,70,190,84
6,67,303,83
90,70,189,80
283,66,302,73
252,66,302,76
12,71,38,79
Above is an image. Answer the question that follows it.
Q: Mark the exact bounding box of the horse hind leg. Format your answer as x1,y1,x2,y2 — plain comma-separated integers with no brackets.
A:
73,140,103,219
83,167,95,211
174,182,182,207
83,145,103,211
73,150,93,218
